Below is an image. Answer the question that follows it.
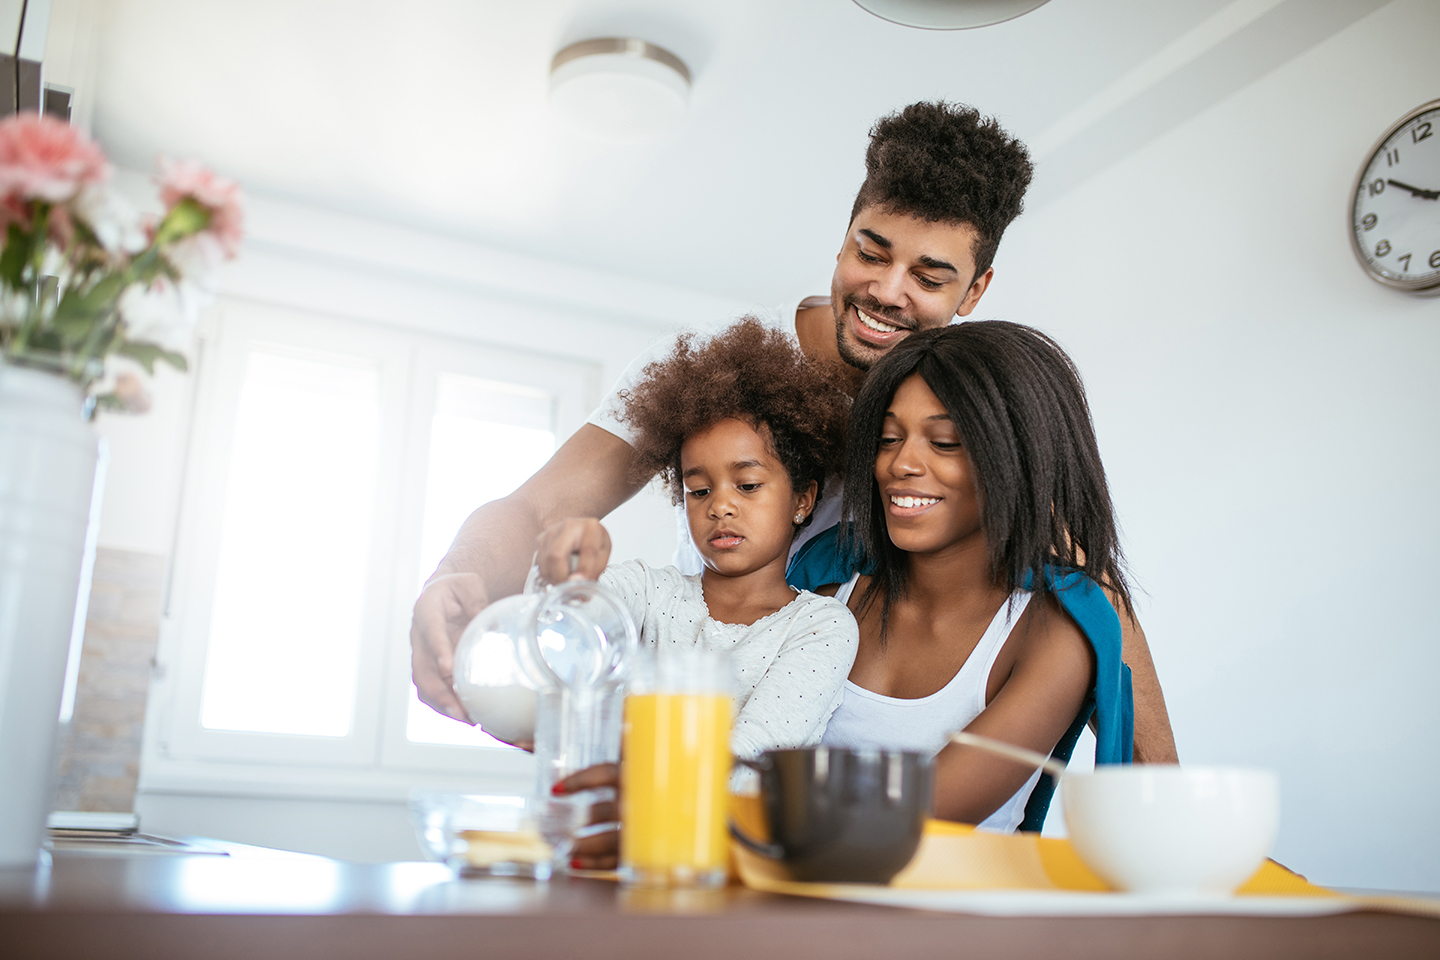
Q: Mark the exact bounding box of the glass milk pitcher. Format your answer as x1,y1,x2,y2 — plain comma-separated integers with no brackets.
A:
451,574,638,812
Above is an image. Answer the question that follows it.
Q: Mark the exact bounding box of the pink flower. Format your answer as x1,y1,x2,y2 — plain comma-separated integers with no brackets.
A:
0,113,108,203
112,372,152,414
156,157,244,258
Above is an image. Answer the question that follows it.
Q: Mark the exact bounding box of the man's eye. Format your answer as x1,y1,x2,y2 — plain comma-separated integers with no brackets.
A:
915,275,943,290
857,250,883,264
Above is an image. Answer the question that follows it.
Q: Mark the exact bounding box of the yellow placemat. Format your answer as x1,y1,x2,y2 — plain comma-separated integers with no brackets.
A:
729,799,1440,919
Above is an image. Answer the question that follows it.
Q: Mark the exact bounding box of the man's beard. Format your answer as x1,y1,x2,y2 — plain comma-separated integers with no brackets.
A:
832,295,913,372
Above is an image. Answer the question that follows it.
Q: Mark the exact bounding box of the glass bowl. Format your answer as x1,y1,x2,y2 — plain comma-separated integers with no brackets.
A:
408,789,556,880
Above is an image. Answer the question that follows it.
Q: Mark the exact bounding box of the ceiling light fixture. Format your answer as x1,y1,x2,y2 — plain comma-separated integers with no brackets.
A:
852,0,1052,30
549,38,691,141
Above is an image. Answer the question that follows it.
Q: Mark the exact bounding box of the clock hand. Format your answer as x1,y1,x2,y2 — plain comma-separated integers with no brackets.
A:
1386,178,1440,200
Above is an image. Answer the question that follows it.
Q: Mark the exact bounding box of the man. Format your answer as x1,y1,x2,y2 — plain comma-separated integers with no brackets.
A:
411,101,1177,765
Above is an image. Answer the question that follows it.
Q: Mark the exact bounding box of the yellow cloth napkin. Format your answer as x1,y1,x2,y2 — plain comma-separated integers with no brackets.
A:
897,818,1329,896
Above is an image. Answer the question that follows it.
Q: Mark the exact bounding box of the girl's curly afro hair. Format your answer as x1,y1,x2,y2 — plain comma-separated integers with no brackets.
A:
620,318,850,515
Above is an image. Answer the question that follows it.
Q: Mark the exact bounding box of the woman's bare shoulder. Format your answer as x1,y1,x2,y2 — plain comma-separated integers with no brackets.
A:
1013,592,1094,675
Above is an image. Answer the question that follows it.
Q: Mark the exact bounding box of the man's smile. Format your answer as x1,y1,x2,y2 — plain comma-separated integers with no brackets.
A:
850,302,913,347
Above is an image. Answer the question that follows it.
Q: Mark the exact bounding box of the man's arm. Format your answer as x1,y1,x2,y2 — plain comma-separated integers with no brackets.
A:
410,424,646,722
1120,613,1179,763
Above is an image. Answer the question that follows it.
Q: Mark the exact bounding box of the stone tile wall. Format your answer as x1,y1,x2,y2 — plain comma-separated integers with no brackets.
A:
52,548,166,813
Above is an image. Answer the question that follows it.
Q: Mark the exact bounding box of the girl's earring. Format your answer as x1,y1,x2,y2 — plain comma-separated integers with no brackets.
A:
794,513,805,524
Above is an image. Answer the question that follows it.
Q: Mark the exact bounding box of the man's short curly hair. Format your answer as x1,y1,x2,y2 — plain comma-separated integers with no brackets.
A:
620,318,849,516
850,101,1034,282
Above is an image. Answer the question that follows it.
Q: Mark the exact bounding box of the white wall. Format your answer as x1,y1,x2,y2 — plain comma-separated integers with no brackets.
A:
983,0,1439,893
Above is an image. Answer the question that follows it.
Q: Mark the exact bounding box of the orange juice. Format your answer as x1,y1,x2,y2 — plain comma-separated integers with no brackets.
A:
620,692,732,887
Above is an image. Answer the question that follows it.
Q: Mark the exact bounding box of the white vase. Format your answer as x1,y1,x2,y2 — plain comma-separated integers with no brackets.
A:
0,363,102,867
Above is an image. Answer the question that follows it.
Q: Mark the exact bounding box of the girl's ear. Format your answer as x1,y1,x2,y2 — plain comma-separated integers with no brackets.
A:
793,479,819,523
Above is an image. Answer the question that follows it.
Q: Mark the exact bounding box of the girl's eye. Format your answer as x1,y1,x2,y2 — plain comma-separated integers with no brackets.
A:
687,488,709,499
738,483,761,492
878,435,901,446
931,441,961,451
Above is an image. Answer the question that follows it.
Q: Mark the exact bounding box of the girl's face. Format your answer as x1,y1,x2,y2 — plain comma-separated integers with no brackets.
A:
875,374,982,555
680,418,815,580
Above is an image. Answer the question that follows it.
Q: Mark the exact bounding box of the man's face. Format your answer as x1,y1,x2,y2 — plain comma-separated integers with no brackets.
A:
829,206,993,371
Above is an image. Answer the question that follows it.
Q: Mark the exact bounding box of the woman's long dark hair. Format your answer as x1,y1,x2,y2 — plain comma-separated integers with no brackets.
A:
842,321,1133,638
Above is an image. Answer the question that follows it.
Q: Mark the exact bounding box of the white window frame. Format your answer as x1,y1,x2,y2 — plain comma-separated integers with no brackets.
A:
151,297,598,793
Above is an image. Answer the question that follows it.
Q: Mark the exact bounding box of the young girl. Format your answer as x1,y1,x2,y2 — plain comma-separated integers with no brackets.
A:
534,318,858,761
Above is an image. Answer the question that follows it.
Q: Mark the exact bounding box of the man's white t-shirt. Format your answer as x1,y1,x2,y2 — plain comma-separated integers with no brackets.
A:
585,299,844,575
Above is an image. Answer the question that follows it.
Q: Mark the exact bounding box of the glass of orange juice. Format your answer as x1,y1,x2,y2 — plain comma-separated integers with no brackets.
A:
619,648,733,889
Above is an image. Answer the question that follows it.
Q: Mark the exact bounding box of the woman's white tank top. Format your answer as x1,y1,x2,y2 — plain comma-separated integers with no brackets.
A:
821,574,1043,834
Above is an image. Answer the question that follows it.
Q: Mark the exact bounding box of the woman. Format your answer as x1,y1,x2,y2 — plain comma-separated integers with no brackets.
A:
791,320,1136,831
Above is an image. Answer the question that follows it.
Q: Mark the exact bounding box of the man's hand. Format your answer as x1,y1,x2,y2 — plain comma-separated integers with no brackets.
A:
410,572,491,723
535,518,612,584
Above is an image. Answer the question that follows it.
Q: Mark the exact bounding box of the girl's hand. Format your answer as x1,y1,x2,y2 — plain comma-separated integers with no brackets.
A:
536,517,612,584
553,762,620,871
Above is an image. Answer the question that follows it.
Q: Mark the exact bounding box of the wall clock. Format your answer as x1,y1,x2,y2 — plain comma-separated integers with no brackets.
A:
1349,98,1440,296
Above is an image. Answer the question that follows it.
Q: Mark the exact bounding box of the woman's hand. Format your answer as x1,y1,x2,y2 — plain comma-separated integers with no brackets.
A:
535,518,612,584
553,762,620,870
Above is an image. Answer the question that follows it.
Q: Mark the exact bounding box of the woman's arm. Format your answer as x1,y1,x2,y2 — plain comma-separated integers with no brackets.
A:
930,599,1094,824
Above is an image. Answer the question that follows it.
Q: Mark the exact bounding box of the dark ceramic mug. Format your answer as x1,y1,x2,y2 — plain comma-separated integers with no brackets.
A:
729,746,933,884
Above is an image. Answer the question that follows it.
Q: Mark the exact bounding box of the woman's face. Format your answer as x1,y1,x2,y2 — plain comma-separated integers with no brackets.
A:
875,374,982,555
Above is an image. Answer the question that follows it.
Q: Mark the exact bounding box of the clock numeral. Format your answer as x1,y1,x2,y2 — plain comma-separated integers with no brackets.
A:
1375,240,1391,257
1397,254,1411,271
1430,251,1440,269
1361,213,1378,231
1368,178,1385,196
1414,122,1433,144
1386,148,1400,166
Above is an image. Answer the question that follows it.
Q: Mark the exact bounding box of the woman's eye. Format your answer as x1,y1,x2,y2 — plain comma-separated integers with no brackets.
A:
878,435,901,446
931,441,961,451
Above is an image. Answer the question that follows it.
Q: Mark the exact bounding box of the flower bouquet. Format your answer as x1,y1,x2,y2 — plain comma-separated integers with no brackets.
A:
0,112,243,413
0,115,243,868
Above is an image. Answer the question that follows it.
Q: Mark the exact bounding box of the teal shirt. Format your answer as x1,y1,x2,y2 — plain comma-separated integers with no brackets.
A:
787,523,1134,766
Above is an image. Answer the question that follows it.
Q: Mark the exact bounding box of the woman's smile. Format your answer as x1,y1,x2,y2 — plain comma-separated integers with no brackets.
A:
886,489,944,516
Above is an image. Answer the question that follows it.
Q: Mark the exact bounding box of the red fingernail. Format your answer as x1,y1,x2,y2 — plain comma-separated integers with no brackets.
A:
570,858,584,870
550,782,566,796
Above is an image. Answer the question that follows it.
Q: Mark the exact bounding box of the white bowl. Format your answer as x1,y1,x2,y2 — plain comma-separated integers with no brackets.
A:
1062,765,1280,896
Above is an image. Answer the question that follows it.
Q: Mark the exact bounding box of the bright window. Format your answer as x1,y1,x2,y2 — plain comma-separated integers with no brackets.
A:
200,351,381,737
159,301,597,782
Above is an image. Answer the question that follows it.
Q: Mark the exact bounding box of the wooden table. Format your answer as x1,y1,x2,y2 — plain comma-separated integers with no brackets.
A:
2,839,1436,959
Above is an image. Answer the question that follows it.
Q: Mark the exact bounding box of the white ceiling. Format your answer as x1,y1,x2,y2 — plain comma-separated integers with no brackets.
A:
90,0,1391,304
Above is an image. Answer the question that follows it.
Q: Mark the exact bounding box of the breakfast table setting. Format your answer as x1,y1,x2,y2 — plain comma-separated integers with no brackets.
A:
5,578,1440,959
